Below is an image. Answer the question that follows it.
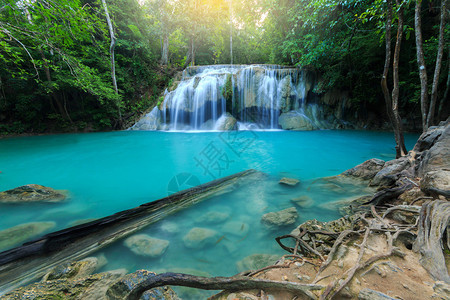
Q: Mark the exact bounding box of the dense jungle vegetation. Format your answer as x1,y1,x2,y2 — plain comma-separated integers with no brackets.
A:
0,0,448,135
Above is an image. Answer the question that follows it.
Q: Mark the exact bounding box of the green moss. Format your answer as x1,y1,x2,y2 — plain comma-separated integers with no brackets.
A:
222,74,233,102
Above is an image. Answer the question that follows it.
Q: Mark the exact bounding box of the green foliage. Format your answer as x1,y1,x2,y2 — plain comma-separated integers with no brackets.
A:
0,0,447,134
0,0,166,134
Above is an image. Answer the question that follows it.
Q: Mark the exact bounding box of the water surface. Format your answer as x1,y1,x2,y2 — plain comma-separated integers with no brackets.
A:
0,130,418,296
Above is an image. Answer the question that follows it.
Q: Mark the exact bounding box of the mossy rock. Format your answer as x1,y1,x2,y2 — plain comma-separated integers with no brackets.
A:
0,184,67,204
0,221,55,250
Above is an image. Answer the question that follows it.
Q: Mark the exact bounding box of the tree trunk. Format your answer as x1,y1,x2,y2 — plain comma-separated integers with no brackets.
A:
391,0,408,157
381,0,393,122
101,0,121,122
161,34,169,65
183,48,192,69
414,0,429,132
381,0,407,158
191,36,195,66
437,53,449,121
229,0,233,65
427,0,447,127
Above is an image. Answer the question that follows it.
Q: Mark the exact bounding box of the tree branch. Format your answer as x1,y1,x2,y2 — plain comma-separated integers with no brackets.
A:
127,273,324,300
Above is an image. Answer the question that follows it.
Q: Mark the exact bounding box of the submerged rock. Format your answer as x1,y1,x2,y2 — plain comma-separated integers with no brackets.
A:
0,184,66,204
182,227,218,249
196,211,230,224
221,221,249,237
261,207,298,229
160,221,180,234
290,195,314,208
124,234,169,258
279,177,300,186
0,221,55,250
278,111,316,130
236,254,279,272
154,268,211,278
319,195,372,216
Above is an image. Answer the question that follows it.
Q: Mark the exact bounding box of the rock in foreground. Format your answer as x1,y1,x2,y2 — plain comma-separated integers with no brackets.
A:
341,158,385,181
0,184,66,204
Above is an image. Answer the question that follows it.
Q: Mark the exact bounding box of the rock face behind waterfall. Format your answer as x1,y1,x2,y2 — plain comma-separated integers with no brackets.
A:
129,65,351,131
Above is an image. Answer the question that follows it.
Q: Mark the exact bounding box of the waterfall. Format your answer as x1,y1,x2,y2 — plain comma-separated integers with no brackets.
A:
130,64,337,131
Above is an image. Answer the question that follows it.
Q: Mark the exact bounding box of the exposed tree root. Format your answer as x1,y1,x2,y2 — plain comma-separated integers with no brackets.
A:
125,200,448,300
126,272,325,300
276,233,325,261
313,230,363,283
320,225,372,299
413,200,450,283
381,205,421,219
364,183,413,206
247,265,290,277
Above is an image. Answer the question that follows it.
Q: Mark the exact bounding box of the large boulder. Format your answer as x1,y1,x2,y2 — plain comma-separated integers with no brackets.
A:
413,124,446,152
261,207,298,229
370,156,414,187
341,158,385,181
182,227,219,249
124,234,169,258
419,170,450,196
278,111,316,130
416,121,450,195
214,113,237,130
417,123,450,176
0,222,55,250
0,184,66,204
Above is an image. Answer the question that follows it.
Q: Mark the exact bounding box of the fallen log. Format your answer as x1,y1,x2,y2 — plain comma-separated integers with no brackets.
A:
0,169,259,294
125,272,324,300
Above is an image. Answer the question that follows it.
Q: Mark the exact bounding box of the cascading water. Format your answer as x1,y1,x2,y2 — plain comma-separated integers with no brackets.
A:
130,64,333,131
